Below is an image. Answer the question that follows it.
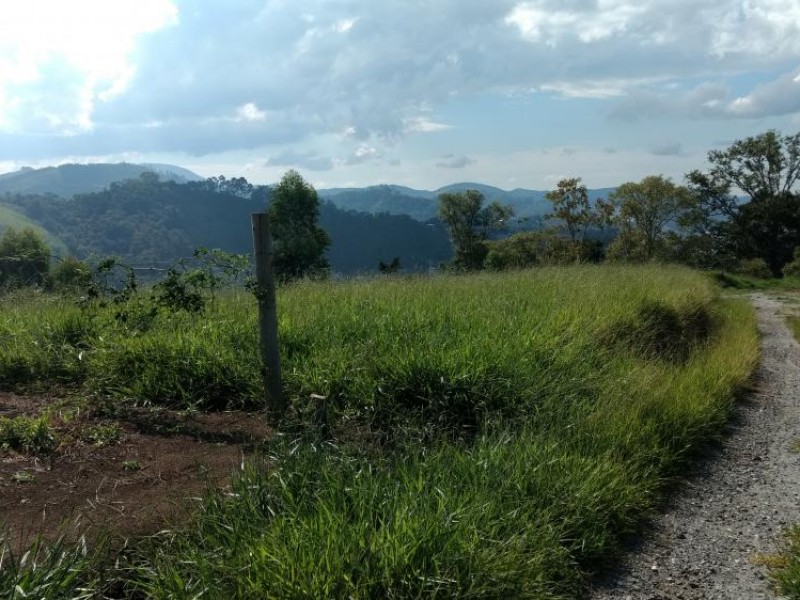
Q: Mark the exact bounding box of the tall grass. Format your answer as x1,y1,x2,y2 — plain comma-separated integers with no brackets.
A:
0,266,758,598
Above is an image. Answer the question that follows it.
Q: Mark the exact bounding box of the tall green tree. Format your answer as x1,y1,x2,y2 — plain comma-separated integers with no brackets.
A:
544,177,614,261
437,190,513,270
609,175,693,262
704,130,800,200
0,227,50,288
686,130,800,275
269,170,331,280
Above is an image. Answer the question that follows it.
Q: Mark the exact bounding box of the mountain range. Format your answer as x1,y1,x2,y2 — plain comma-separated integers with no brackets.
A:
0,163,616,274
0,163,615,223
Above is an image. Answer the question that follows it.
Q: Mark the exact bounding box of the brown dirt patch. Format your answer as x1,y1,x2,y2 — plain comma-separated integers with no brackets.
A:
0,392,272,554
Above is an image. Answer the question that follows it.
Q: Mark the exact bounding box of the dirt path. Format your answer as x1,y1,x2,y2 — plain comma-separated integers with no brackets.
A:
590,293,800,599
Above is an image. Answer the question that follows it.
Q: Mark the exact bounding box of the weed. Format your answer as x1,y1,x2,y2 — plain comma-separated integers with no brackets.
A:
0,536,101,599
80,423,121,446
787,316,800,345
760,526,800,598
11,471,33,483
0,415,57,455
122,460,142,472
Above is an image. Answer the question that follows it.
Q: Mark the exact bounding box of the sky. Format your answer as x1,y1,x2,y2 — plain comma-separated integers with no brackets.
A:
1,0,800,190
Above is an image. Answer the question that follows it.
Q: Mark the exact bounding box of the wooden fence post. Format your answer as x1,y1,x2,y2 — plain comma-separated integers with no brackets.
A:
251,213,286,417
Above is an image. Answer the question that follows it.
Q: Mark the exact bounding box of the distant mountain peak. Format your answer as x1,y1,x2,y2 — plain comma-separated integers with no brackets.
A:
0,162,203,198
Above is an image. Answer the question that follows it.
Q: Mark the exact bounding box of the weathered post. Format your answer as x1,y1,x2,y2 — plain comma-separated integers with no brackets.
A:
251,213,285,417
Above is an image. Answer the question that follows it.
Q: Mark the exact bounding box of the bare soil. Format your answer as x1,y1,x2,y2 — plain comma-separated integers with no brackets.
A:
0,392,271,554
590,293,800,599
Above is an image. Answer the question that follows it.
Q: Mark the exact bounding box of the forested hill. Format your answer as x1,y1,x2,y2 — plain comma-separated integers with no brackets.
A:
319,183,616,222
0,163,614,225
1,176,452,273
0,163,202,198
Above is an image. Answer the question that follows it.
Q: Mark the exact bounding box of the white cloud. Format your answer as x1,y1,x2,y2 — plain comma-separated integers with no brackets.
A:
0,0,177,134
403,117,452,133
540,78,661,99
506,1,644,45
333,18,357,33
611,69,800,121
711,0,800,59
4,0,800,162
725,69,800,117
236,103,268,122
345,143,382,165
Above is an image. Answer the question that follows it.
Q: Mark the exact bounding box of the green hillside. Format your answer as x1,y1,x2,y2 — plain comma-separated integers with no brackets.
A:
0,204,68,256
319,183,616,223
3,176,452,273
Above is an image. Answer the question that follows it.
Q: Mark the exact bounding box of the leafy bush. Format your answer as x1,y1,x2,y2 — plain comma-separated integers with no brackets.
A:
0,415,57,455
49,256,91,291
0,227,50,289
783,248,800,278
737,257,773,279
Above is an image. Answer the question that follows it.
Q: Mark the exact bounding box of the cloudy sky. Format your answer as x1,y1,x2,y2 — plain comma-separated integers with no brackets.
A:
1,0,800,190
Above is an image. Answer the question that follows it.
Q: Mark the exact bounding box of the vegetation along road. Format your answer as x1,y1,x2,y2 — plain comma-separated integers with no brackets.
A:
592,292,800,599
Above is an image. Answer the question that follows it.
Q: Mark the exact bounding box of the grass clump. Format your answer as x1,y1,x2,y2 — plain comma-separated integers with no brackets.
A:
713,271,800,291
80,423,121,446
0,536,100,599
756,526,800,598
787,315,800,344
0,415,56,455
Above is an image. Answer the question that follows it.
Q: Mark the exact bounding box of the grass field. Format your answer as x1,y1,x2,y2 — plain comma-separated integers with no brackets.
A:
0,265,758,598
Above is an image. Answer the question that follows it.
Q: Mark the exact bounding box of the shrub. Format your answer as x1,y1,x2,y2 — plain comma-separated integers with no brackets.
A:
0,415,57,455
50,256,92,291
0,227,50,289
737,258,773,279
783,248,800,278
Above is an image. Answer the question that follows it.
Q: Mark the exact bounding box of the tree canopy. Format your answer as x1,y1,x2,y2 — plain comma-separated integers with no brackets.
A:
609,175,693,262
438,190,513,270
0,227,50,288
269,170,331,280
686,130,800,275
703,130,800,201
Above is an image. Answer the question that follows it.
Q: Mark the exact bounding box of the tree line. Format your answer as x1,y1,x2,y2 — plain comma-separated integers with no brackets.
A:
0,170,452,290
438,130,800,278
3,128,799,291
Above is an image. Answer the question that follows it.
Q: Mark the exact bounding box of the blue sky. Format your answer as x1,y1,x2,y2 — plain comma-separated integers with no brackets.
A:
1,0,800,190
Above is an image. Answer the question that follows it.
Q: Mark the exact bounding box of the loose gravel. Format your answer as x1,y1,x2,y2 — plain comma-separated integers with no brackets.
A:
590,293,800,600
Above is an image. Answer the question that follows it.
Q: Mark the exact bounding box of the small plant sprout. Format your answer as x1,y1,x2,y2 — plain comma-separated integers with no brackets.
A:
122,460,142,472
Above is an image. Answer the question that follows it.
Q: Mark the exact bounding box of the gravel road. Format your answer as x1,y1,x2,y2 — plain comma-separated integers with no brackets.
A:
590,293,800,600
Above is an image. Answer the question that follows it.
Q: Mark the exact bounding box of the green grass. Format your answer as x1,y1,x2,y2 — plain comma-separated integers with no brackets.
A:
0,265,759,598
713,271,800,290
788,315,800,342
0,536,103,599
0,415,57,455
762,526,800,598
